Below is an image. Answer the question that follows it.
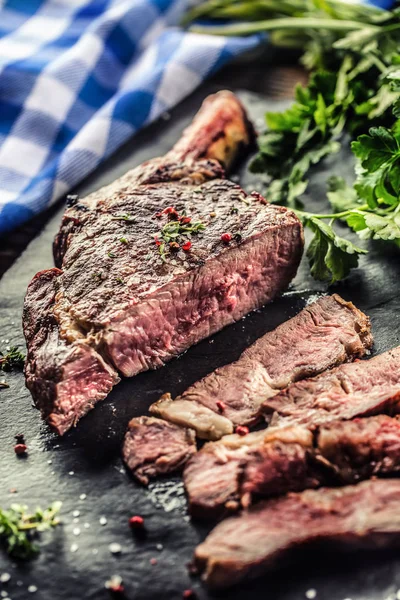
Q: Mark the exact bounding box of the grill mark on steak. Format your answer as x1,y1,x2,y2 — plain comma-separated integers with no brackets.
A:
149,294,372,438
184,415,400,519
194,478,400,589
263,346,400,428
24,91,304,435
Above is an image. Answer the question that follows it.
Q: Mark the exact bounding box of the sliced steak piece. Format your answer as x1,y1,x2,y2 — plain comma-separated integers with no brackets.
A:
185,415,400,519
184,426,315,519
122,416,196,485
195,479,400,589
263,346,400,428
24,91,304,435
317,414,400,481
150,294,372,438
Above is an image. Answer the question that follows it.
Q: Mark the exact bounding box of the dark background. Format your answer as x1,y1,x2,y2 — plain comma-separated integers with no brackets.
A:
1,55,400,600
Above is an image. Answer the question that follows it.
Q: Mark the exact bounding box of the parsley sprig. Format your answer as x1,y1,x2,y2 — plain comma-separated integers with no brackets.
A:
157,217,205,262
0,502,62,559
185,1,400,282
0,346,25,372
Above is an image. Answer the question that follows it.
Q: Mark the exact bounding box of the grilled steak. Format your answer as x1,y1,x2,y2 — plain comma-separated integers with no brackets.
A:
23,91,304,435
150,294,372,438
184,415,400,519
264,346,400,428
195,479,400,589
122,416,196,485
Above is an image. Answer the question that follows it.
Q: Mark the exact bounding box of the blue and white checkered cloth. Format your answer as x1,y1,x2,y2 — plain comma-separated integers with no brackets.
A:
0,0,260,236
0,0,394,236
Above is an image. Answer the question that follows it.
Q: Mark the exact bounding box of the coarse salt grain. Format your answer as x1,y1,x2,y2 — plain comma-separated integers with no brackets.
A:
73,527,80,536
72,510,80,517
28,586,37,593
79,494,87,500
70,543,78,553
305,590,317,599
68,471,74,476
1,592,8,598
99,516,107,525
0,574,10,583
109,543,122,554
84,523,90,529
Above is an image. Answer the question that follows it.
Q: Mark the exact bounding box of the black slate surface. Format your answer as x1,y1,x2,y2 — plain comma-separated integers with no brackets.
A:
1,85,400,600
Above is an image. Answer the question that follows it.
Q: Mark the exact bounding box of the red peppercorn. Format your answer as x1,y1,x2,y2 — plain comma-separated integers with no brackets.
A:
109,584,124,594
180,216,191,224
183,590,196,599
235,426,249,437
250,190,267,204
163,206,178,219
150,557,158,565
221,233,232,243
105,575,124,595
129,515,144,529
216,401,226,413
14,443,27,455
154,237,161,247
182,241,192,252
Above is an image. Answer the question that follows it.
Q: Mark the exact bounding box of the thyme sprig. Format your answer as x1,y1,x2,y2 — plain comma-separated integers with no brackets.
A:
0,346,25,372
0,502,62,559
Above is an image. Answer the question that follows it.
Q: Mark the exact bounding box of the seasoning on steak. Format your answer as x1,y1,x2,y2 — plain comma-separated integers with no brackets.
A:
263,346,400,428
150,294,372,438
23,91,304,435
195,478,400,589
184,415,400,519
122,416,196,485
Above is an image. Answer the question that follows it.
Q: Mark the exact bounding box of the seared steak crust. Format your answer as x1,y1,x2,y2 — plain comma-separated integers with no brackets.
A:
195,479,400,589
24,91,304,434
122,416,196,485
264,346,400,428
184,415,400,519
23,269,119,434
150,294,372,437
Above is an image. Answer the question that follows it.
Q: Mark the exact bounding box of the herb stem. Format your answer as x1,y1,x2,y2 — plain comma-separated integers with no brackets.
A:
190,17,372,37
294,204,369,220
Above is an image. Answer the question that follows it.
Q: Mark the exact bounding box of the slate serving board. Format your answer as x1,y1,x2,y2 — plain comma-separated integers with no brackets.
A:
1,83,400,600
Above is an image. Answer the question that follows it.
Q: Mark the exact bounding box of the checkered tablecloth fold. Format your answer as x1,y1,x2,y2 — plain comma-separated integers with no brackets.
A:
0,0,259,235
0,0,393,235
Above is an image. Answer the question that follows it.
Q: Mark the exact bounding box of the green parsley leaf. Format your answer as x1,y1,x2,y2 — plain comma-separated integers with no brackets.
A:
0,346,25,372
327,176,361,213
305,217,367,283
0,502,62,559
